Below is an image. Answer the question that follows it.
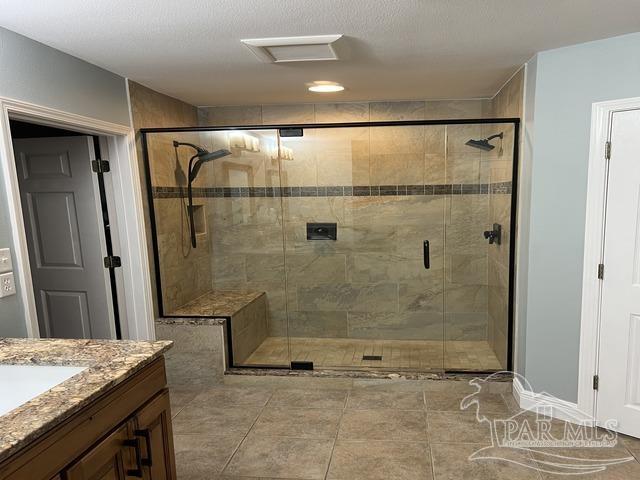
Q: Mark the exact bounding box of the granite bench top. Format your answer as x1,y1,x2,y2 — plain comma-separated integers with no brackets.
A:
0,338,172,463
167,290,265,317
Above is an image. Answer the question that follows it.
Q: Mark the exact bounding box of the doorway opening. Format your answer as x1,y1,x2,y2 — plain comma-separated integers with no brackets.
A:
9,120,122,339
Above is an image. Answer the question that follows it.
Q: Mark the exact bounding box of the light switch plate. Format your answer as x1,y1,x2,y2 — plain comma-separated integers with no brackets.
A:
0,272,16,298
0,248,11,274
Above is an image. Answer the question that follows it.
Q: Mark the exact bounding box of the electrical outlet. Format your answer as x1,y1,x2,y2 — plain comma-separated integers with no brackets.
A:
0,248,11,274
0,272,16,298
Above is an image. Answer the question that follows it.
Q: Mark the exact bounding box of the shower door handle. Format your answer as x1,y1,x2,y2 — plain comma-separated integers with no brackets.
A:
423,240,430,269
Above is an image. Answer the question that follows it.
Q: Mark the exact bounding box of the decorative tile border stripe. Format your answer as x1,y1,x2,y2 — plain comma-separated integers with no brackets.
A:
152,182,512,199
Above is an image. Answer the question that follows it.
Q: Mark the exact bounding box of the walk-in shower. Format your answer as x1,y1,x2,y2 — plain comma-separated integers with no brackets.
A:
143,119,518,373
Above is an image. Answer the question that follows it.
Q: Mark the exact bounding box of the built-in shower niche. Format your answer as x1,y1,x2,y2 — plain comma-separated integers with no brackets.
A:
188,204,207,237
144,121,516,373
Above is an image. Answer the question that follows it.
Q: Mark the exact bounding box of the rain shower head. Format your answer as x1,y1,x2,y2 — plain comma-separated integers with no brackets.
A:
172,140,231,181
465,132,503,152
189,148,232,182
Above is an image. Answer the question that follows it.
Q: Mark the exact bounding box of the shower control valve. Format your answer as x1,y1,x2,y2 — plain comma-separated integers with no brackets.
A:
483,224,502,245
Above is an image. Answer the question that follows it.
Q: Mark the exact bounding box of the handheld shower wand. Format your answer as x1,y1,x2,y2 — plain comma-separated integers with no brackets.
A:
173,141,231,248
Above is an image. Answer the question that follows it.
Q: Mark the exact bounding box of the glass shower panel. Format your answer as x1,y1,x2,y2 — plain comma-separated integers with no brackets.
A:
443,122,514,371
278,125,447,371
145,129,290,368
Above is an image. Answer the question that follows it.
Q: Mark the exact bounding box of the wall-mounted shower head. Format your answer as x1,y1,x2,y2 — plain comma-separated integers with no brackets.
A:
465,132,503,152
189,148,232,182
172,140,232,181
173,140,232,248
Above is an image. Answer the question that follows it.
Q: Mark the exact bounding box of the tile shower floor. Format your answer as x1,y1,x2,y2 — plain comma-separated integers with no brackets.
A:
244,337,503,371
170,375,640,479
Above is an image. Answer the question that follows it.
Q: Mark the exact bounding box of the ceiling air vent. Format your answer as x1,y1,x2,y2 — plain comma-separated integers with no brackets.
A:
241,35,344,63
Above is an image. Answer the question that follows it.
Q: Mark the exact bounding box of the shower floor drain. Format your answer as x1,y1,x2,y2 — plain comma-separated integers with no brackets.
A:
362,355,383,361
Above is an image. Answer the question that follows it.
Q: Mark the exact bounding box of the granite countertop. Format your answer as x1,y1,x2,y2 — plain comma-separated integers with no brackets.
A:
0,338,172,463
167,290,265,317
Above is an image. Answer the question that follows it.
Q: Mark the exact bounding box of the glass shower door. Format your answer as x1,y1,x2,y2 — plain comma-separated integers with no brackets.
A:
145,128,291,368
443,122,514,371
202,129,291,368
278,124,446,371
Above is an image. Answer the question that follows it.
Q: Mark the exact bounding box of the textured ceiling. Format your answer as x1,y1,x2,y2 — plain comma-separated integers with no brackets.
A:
0,0,639,106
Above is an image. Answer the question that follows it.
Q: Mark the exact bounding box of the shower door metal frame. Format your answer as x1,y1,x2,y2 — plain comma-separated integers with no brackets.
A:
141,117,520,373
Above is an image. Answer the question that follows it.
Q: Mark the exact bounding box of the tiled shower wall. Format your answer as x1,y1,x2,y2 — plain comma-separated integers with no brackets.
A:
128,80,214,314
194,100,515,354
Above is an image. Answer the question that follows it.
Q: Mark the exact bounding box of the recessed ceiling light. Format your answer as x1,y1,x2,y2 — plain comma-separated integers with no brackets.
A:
308,81,345,93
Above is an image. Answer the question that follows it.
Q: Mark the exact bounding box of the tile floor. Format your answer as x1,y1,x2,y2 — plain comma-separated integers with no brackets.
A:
243,337,503,371
169,375,640,479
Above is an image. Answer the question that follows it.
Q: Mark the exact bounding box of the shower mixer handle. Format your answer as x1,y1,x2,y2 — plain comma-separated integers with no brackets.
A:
423,240,430,269
483,224,502,245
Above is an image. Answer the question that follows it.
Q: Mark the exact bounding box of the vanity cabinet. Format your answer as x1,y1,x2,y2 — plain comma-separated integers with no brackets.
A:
0,357,176,480
65,422,134,479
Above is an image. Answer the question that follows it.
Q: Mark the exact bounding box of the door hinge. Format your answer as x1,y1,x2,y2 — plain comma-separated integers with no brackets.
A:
103,256,121,269
597,263,604,279
593,374,599,390
605,141,611,160
91,159,110,173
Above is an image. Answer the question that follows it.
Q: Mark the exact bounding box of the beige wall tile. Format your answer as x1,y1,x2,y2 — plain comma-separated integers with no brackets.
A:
424,125,446,154
425,154,446,183
288,311,348,338
424,100,488,120
370,125,424,155
445,313,488,340
370,153,424,185
314,102,370,123
370,101,426,121
286,254,347,285
297,283,398,313
262,104,315,125
348,312,444,341
198,105,262,126
446,154,481,184
447,254,487,286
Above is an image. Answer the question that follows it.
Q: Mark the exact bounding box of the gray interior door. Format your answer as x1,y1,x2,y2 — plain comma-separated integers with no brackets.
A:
13,136,115,339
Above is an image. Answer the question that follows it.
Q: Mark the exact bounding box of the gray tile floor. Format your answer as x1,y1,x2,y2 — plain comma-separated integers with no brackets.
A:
169,376,640,479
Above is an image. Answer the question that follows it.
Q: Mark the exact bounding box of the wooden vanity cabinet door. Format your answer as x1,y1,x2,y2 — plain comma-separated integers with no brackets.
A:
64,422,135,480
133,390,176,480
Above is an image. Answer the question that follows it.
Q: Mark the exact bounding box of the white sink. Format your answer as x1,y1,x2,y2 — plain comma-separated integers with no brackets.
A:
0,364,86,416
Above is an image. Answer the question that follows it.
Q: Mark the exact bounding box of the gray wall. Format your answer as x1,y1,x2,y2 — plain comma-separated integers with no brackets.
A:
0,27,130,337
521,32,640,402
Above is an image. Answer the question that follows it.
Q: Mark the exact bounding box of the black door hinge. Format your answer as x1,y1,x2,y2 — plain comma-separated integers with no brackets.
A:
104,256,121,269
597,263,604,280
92,159,110,173
605,141,611,160
593,374,599,390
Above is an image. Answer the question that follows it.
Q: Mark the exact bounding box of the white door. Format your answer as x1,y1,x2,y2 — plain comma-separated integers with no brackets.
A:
597,108,640,437
13,136,116,339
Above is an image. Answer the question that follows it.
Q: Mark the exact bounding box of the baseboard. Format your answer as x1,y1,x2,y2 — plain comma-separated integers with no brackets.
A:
512,377,593,425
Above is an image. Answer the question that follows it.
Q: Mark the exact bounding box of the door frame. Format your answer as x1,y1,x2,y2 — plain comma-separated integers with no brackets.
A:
0,96,155,340
578,96,640,420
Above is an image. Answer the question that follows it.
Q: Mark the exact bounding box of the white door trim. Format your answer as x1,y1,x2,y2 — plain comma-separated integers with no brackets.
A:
0,96,155,340
578,96,640,420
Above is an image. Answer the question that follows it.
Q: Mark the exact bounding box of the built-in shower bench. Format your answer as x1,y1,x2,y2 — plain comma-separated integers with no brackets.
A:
156,290,267,385
170,290,265,318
